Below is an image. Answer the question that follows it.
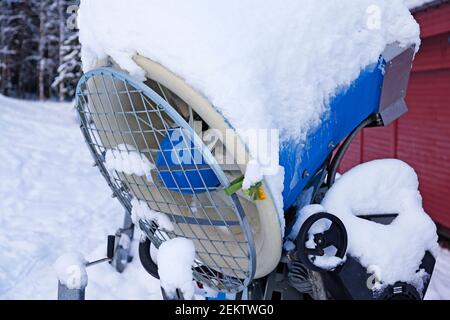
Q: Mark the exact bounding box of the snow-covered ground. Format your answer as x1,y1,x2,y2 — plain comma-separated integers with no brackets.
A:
0,95,448,300
425,246,450,300
0,95,160,300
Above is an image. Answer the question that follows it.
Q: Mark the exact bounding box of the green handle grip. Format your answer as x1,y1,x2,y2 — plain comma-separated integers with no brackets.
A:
224,175,245,196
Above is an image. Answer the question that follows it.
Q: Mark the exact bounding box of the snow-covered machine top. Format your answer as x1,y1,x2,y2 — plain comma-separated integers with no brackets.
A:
78,0,419,173
404,0,437,9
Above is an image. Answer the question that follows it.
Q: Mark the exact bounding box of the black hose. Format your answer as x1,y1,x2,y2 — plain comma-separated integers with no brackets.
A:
326,115,380,188
138,238,160,279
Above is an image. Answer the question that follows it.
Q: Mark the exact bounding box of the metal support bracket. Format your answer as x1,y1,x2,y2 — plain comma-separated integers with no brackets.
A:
57,282,86,301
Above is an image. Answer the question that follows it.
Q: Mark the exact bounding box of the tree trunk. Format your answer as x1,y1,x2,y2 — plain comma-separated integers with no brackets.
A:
58,0,65,102
38,7,46,101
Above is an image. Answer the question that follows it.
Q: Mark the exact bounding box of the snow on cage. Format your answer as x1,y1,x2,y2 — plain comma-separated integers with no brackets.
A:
131,198,174,232
105,144,156,183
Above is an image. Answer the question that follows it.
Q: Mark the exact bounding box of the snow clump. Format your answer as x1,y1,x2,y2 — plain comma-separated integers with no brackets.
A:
105,144,155,182
157,238,196,300
131,198,174,232
54,252,88,290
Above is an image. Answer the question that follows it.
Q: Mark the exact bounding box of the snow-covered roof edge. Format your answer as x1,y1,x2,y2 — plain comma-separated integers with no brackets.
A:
410,0,449,12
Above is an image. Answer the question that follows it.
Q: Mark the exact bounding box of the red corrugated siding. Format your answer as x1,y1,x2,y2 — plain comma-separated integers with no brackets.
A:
414,3,450,38
362,125,396,162
413,32,450,71
400,69,450,227
340,134,362,172
340,3,450,229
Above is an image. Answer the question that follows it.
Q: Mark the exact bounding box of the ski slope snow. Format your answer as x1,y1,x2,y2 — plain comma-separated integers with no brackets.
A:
0,95,448,300
0,95,160,299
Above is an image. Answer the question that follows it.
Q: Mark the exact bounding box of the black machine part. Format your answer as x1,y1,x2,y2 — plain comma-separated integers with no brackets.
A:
322,252,435,300
245,262,310,300
111,213,135,273
287,261,313,294
138,237,160,279
379,283,421,300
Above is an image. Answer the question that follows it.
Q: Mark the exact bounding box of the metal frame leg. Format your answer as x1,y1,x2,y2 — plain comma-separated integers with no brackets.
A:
112,212,135,273
58,281,86,300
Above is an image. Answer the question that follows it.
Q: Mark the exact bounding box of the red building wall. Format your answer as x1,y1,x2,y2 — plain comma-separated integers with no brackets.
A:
340,2,450,231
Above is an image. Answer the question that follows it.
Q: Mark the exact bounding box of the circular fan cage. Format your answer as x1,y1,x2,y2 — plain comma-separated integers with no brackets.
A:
75,68,257,293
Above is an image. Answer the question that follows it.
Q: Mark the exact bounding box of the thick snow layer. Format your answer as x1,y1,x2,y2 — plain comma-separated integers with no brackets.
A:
0,96,448,299
105,144,155,182
157,238,196,300
78,0,419,142
54,253,88,289
287,159,438,291
131,199,174,232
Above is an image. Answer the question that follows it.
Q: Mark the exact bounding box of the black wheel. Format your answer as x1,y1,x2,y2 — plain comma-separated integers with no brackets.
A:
297,212,348,272
139,238,160,279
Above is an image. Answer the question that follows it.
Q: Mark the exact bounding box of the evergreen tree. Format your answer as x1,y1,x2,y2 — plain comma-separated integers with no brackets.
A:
0,0,81,100
0,0,39,98
52,32,82,100
52,0,82,101
38,0,60,100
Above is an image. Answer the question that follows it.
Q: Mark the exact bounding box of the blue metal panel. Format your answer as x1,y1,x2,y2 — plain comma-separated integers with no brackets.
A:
281,59,385,210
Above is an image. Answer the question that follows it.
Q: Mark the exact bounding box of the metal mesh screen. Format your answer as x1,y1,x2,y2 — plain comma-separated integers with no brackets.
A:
75,68,256,293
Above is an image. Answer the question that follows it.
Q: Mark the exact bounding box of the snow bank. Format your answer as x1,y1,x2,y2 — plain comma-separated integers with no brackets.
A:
105,144,155,182
157,238,196,300
287,160,438,291
54,253,88,290
131,199,174,232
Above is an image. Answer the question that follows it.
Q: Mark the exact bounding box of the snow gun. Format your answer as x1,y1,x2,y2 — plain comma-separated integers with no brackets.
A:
74,43,436,300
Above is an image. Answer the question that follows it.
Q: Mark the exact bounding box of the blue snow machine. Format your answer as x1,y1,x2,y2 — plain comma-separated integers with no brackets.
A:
74,43,435,300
